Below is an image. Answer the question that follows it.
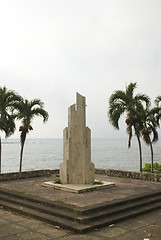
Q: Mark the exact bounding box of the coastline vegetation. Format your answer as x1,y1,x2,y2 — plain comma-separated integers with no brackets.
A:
143,163,161,174
0,85,49,173
108,82,161,173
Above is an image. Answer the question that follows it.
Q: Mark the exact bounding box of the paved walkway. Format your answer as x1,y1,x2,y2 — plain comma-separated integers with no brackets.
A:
0,208,161,240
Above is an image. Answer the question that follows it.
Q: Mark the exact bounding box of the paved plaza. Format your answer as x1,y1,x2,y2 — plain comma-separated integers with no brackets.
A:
0,174,161,239
0,208,161,239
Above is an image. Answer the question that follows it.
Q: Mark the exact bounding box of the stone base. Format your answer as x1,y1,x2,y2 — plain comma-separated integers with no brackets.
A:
42,180,115,194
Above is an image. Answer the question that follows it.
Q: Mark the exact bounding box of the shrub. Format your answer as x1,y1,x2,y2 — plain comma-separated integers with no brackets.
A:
93,180,103,185
53,177,62,184
143,163,161,174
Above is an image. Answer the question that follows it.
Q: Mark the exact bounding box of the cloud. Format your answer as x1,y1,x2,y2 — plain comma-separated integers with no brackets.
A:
0,0,161,138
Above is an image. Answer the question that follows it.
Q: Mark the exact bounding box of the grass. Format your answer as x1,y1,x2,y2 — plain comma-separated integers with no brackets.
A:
92,180,103,185
53,177,62,184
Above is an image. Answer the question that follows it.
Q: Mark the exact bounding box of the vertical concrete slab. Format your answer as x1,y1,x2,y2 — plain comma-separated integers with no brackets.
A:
60,93,95,184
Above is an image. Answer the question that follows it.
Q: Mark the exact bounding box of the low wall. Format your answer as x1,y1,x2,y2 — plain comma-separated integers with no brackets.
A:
0,168,161,182
0,169,59,181
95,168,161,182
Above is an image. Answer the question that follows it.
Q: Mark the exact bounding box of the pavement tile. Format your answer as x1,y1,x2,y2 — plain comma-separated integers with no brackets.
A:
0,224,26,238
18,218,47,230
37,226,67,238
59,233,104,239
93,226,127,238
2,213,27,223
118,219,151,230
0,217,10,225
2,232,51,240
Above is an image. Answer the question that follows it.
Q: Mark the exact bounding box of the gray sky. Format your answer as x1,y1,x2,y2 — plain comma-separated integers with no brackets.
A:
0,0,161,139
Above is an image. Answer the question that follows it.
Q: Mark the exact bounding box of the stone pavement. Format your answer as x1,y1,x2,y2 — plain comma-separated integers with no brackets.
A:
0,208,161,240
1,174,161,206
0,174,161,239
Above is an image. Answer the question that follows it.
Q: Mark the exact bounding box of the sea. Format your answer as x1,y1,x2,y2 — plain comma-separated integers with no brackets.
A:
1,138,161,173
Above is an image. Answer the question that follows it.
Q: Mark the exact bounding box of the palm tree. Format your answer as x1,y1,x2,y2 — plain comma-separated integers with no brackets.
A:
108,82,150,172
15,98,49,172
154,96,161,126
141,108,158,173
0,86,22,173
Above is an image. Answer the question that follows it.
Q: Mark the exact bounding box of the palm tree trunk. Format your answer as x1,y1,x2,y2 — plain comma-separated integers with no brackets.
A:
136,133,142,172
0,135,1,174
19,132,26,172
149,140,154,173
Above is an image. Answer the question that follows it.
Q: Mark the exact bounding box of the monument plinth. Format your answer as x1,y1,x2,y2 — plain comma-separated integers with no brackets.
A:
60,93,95,184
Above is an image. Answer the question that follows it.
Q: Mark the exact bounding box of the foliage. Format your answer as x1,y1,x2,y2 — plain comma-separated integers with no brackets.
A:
93,180,103,185
15,98,49,172
108,82,150,172
143,163,161,174
53,177,62,184
141,107,159,173
0,86,22,137
0,86,22,173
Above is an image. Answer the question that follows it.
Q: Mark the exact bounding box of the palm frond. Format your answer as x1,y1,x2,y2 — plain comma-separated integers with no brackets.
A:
155,96,161,107
125,82,137,98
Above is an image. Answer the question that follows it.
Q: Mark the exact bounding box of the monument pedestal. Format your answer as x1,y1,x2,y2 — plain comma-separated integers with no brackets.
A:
42,181,115,193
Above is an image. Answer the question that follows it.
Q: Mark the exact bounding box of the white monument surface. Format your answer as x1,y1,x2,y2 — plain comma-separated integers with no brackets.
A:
60,92,95,184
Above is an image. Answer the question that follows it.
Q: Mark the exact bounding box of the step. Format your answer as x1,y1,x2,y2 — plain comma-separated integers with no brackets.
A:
0,188,161,233
1,197,161,233
0,193,79,222
82,201,161,232
1,190,161,224
82,194,161,222
0,187,80,213
0,199,89,233
79,190,161,214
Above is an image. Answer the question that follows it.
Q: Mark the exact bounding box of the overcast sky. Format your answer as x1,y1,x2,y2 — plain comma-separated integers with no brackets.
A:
0,0,161,139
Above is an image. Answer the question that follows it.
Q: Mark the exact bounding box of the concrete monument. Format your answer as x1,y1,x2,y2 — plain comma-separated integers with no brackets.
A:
60,93,95,184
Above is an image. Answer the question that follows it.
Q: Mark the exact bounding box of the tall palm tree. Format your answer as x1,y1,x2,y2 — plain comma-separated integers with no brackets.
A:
0,86,22,173
141,108,158,173
108,82,150,172
15,98,49,172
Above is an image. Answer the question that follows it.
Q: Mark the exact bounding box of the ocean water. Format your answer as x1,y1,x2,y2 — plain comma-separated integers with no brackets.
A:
1,138,161,173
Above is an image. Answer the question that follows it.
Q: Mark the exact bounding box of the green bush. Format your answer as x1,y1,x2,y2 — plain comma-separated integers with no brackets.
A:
93,180,103,185
143,163,161,174
53,177,62,184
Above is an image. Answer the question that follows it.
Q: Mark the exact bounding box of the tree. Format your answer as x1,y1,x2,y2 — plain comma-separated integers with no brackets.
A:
0,86,22,173
141,108,158,173
15,98,49,172
108,82,150,172
154,96,161,126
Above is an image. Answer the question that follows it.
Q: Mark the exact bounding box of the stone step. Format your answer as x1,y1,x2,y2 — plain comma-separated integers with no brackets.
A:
1,190,161,224
83,201,161,232
0,193,80,222
0,187,79,213
79,194,161,223
79,190,161,214
1,195,161,233
1,188,161,223
0,198,88,233
0,188,161,233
